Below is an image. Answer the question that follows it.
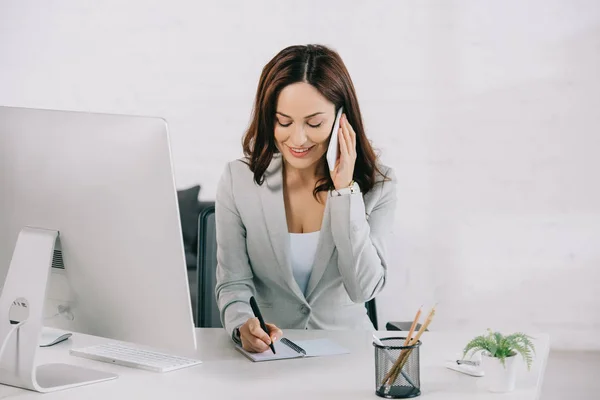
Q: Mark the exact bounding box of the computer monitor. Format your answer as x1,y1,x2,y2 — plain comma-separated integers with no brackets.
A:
0,106,196,354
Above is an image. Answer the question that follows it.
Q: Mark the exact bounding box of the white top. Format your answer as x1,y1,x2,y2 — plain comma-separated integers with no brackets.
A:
289,231,320,295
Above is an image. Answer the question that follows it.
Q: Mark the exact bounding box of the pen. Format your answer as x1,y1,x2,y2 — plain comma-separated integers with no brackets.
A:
457,359,480,366
249,296,276,354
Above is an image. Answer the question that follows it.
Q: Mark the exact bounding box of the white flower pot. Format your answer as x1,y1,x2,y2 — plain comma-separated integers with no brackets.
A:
481,352,518,393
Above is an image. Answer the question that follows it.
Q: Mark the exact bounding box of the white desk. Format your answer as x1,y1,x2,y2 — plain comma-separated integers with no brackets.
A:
0,329,549,399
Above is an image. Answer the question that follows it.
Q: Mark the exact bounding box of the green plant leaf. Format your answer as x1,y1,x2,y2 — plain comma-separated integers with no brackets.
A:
488,330,499,357
505,332,536,370
463,330,536,370
462,335,489,359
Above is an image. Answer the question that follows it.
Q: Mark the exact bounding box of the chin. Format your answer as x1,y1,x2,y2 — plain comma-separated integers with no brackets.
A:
281,150,323,171
282,155,317,170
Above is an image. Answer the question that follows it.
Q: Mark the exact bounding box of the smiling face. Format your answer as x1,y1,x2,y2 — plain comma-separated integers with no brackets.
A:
274,82,336,173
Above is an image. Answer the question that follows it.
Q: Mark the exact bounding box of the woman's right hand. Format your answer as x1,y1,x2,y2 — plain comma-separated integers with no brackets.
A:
240,317,283,353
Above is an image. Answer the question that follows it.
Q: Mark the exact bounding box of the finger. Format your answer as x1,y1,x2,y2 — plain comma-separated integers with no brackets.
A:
341,116,352,155
343,116,357,155
248,319,271,345
265,323,283,341
250,336,270,352
342,116,356,158
244,336,269,353
338,127,349,160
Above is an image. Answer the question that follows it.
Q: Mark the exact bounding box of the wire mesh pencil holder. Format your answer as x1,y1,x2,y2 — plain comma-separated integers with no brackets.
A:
373,337,422,398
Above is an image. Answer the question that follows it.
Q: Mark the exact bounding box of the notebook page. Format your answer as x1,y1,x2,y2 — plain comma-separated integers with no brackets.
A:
293,339,350,357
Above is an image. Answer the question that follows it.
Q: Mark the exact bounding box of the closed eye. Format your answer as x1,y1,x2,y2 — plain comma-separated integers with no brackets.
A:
277,120,292,127
308,122,322,128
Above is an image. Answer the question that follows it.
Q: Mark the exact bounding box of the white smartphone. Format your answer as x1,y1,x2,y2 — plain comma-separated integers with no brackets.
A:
326,107,344,172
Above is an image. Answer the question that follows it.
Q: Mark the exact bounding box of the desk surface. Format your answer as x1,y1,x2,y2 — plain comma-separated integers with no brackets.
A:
0,328,549,400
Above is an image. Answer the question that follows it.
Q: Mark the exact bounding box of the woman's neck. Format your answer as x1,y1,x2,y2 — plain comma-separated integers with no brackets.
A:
283,159,326,189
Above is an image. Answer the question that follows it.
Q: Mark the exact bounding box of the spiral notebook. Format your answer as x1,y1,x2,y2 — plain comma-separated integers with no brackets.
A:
236,337,350,362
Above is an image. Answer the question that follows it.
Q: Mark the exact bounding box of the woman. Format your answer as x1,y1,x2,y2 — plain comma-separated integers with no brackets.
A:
215,44,396,353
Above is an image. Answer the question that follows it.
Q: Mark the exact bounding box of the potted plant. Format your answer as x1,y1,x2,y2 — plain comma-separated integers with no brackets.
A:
463,329,535,393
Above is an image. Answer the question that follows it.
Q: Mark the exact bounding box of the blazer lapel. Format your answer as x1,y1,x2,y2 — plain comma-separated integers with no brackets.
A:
259,154,305,301
305,196,336,300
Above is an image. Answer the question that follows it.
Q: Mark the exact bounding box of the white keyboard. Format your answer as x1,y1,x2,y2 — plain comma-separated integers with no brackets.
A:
70,342,202,373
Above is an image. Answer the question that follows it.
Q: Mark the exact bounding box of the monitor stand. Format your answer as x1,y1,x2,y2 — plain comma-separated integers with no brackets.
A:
0,227,117,392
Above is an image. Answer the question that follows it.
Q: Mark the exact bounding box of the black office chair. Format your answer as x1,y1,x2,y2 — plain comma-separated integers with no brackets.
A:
366,298,378,330
196,205,381,330
386,321,426,332
196,205,222,328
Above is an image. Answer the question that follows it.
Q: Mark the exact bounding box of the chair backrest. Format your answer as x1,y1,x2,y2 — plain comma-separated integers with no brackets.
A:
196,206,222,328
366,298,378,330
196,204,379,330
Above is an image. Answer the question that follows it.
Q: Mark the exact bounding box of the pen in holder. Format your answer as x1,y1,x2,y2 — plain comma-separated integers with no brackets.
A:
373,337,421,398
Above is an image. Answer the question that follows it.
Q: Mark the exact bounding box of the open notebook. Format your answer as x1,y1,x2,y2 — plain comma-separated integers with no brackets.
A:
236,337,350,362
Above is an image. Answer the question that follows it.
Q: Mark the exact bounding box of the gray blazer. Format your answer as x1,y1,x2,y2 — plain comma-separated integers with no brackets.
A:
215,154,397,337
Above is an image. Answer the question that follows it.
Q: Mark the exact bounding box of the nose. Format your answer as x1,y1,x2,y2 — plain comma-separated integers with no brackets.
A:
289,125,308,147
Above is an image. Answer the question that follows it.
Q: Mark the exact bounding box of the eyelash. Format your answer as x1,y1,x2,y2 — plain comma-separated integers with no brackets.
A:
277,121,322,128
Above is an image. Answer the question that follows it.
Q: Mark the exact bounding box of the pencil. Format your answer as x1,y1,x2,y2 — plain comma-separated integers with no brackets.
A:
384,305,436,386
381,306,422,385
389,305,437,384
403,306,422,346
409,305,435,346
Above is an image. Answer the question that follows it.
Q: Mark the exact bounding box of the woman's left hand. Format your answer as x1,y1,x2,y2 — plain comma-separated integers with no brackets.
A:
330,114,357,190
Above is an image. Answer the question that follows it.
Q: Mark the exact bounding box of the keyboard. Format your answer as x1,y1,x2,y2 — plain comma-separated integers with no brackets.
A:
70,342,203,373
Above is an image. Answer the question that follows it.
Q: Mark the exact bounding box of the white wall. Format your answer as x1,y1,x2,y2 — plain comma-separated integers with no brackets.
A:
1,0,599,350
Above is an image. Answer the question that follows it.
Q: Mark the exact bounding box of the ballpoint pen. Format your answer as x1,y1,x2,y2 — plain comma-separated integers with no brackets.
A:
249,296,276,354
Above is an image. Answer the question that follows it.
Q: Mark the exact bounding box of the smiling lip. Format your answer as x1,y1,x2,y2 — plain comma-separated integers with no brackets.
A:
287,145,314,158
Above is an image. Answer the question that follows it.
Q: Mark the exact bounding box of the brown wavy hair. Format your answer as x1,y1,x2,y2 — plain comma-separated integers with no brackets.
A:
242,44,386,197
